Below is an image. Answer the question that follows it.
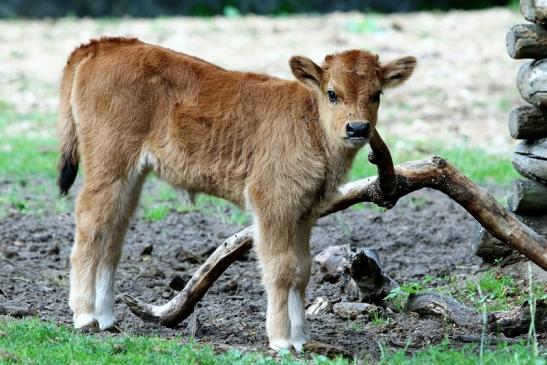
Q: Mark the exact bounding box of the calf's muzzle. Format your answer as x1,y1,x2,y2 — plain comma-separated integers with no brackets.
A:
345,121,370,139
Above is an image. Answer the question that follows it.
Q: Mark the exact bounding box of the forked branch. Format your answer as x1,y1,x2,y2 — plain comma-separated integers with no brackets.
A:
122,137,547,327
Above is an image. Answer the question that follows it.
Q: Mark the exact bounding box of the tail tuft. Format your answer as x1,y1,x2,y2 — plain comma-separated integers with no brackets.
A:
58,155,78,196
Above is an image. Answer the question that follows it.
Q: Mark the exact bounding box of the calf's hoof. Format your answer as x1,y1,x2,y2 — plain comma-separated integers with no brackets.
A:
95,312,117,330
269,338,310,352
73,313,98,329
269,338,292,351
73,312,117,331
291,337,310,353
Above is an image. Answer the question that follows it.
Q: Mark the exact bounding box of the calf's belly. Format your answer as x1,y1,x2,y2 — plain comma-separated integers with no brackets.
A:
150,158,248,209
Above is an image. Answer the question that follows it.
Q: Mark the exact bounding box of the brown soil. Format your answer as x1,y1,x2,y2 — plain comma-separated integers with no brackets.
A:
3,188,535,360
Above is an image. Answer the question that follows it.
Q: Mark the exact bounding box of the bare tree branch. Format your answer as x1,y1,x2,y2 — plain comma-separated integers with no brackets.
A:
122,154,547,327
368,131,397,200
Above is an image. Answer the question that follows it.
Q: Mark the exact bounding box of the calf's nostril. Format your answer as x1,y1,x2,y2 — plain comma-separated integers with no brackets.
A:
346,122,370,138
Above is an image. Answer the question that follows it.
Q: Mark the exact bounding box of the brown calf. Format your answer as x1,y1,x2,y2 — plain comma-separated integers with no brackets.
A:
58,37,415,350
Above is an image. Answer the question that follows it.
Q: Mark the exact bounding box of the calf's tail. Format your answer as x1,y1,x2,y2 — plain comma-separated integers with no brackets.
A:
57,61,79,196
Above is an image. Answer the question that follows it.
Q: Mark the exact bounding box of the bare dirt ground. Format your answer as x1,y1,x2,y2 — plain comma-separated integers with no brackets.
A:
0,8,524,152
1,189,489,360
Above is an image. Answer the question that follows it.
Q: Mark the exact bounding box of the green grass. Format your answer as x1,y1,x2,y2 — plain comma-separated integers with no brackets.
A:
0,318,543,365
460,271,545,312
349,138,518,185
384,275,435,311
0,318,307,365
370,309,393,327
508,0,520,12
385,269,546,313
465,271,519,311
0,104,58,180
378,340,544,365
0,101,517,220
0,104,61,217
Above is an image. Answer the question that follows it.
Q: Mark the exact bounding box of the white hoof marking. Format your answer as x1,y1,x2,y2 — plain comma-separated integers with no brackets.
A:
95,312,116,330
288,287,310,352
73,313,97,329
269,338,292,351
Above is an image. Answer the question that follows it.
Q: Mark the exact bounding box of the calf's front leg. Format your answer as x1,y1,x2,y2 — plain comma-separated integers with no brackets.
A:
254,215,313,351
288,217,313,351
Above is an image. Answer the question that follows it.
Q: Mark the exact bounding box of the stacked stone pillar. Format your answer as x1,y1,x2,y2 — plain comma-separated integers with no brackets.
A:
473,0,547,262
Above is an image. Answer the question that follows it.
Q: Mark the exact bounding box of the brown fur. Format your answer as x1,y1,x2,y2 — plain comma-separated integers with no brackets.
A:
58,37,415,348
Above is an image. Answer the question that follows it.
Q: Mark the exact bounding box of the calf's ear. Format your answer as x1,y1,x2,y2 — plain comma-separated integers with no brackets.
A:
381,56,416,88
289,56,323,89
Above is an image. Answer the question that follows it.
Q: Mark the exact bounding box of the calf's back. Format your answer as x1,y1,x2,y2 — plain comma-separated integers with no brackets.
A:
64,37,326,208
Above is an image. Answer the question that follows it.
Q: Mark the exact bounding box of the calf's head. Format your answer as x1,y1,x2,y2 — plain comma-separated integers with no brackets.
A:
290,50,416,149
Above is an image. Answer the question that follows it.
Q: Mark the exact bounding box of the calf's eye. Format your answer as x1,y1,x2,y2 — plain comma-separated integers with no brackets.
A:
327,90,337,103
371,91,382,103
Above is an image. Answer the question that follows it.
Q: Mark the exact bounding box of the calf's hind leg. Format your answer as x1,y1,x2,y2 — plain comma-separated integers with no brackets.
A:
70,173,144,330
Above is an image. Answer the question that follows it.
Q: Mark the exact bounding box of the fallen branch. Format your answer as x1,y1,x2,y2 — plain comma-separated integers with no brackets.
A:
473,214,547,262
123,150,547,328
327,157,547,270
406,293,546,337
0,304,37,318
406,293,478,329
122,157,547,327
123,226,254,326
488,300,546,337
451,335,519,345
368,131,397,199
